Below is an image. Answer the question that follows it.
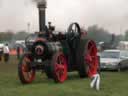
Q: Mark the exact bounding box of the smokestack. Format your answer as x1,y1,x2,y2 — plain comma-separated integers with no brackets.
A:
37,0,46,32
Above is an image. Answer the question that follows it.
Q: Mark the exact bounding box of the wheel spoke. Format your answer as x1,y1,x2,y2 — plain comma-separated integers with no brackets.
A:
24,57,30,62
88,44,95,55
53,52,67,83
22,64,26,72
20,56,35,83
56,71,61,80
85,54,92,63
84,41,98,77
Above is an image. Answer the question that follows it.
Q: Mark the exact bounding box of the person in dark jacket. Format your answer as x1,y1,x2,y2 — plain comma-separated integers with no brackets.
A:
17,46,20,59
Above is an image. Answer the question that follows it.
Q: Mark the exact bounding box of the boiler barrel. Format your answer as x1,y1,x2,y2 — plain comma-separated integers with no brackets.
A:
46,42,62,55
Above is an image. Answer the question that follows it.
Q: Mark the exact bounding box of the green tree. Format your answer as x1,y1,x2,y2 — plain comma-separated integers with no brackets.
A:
124,30,128,41
0,32,14,41
86,25,111,42
14,31,29,40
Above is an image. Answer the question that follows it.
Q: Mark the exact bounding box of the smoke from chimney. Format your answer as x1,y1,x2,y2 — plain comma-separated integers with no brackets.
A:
32,0,46,4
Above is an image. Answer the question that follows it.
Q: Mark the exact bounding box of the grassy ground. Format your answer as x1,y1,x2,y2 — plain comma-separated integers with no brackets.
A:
0,56,128,96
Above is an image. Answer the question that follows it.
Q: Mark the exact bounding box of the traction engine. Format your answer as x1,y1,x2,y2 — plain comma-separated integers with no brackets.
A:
18,1,99,84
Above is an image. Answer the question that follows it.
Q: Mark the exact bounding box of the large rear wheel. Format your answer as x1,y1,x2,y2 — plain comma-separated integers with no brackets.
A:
77,39,99,78
18,55,35,84
51,51,67,83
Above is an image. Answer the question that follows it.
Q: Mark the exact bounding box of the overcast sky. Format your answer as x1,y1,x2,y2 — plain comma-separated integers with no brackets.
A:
0,0,128,34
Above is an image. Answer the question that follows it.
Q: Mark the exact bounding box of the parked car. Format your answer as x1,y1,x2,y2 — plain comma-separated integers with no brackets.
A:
100,49,128,71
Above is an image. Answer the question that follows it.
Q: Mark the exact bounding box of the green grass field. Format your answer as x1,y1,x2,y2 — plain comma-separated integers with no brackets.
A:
0,56,128,96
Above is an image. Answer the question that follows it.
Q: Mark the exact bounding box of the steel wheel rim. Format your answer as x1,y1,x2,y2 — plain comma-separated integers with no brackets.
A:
85,40,98,77
54,52,67,82
21,56,35,83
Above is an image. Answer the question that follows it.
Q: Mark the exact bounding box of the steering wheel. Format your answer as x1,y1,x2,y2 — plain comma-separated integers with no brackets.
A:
66,22,81,41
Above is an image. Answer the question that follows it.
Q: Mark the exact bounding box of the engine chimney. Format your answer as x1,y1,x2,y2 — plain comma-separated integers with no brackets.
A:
37,1,46,32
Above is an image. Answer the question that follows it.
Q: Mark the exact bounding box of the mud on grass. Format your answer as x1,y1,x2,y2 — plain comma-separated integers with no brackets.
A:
0,56,128,96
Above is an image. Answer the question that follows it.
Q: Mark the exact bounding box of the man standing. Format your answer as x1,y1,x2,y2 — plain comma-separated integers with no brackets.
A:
0,47,3,61
3,43,10,62
89,56,101,91
90,73,100,91
17,46,20,59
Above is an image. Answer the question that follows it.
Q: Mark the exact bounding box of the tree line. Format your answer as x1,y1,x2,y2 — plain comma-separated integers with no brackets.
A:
86,25,126,44
0,25,128,43
0,31,29,42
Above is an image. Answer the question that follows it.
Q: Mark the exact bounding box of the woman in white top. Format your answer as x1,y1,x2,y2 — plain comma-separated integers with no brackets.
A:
3,43,10,62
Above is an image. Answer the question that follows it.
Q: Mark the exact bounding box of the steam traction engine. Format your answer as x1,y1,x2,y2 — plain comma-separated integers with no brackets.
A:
18,1,99,84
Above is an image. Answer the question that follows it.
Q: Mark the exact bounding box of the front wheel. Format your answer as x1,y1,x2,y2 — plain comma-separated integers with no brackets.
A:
51,51,67,83
18,55,35,84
